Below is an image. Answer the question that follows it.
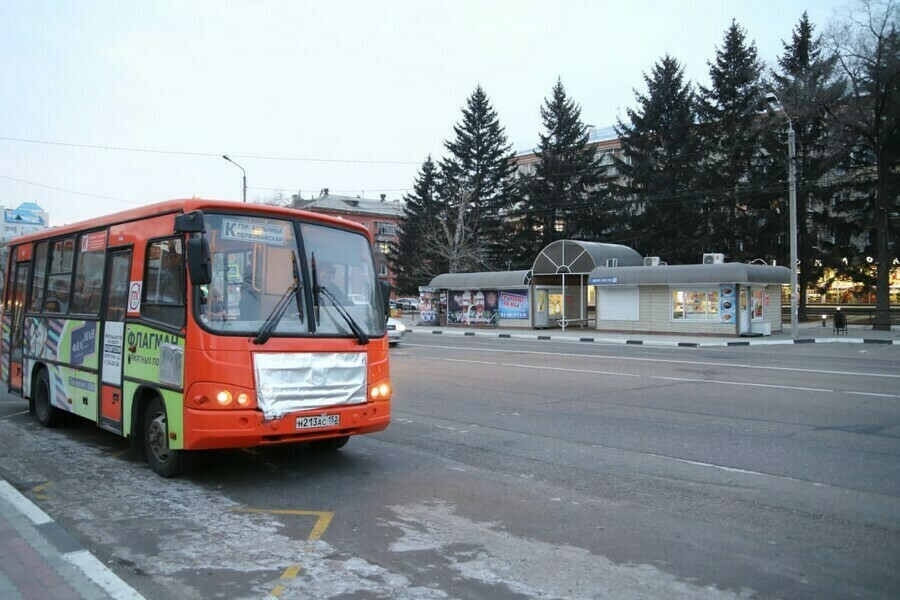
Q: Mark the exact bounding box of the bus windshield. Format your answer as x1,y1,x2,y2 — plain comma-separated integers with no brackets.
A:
196,213,384,338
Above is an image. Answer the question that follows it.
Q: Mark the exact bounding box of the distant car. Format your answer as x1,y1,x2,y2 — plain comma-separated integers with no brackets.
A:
387,317,406,345
395,298,419,311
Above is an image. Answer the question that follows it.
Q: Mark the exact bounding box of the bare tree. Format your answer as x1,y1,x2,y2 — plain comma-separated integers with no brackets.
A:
418,189,488,277
261,190,290,207
827,0,899,329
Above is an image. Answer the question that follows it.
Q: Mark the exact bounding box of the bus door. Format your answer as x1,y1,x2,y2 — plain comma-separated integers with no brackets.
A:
99,249,131,434
7,260,30,394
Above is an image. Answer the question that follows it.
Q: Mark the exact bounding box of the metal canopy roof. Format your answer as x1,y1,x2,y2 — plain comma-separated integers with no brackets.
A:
588,263,791,285
429,270,532,289
531,240,643,275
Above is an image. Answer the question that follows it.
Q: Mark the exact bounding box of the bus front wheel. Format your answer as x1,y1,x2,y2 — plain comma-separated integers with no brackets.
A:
34,369,60,428
143,397,189,477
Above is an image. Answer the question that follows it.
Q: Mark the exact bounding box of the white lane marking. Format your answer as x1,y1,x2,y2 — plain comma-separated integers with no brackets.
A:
846,391,900,399
405,342,900,379
64,550,147,600
439,358,499,366
0,410,30,419
506,363,642,378
498,363,833,394
647,375,834,394
0,480,53,524
645,453,829,488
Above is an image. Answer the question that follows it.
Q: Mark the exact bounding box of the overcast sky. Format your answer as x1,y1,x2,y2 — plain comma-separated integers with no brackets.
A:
1,0,849,227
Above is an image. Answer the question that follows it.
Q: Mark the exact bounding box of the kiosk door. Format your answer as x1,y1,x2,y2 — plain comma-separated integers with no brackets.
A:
534,289,549,328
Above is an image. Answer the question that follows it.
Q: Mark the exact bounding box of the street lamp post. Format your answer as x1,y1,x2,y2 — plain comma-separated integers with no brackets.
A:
222,155,247,203
766,92,798,339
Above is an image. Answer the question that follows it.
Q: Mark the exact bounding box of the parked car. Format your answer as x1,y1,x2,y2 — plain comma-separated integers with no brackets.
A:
395,297,419,311
387,317,406,345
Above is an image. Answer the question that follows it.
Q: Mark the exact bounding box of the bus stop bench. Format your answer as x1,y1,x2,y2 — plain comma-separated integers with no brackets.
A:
556,318,591,329
833,312,848,335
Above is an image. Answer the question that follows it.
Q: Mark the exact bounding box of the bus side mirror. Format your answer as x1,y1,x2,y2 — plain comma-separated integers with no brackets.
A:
186,237,212,286
380,281,391,318
174,211,206,233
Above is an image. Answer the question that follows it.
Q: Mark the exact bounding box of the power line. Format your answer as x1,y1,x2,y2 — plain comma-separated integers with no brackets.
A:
0,174,140,204
0,136,421,165
248,185,411,194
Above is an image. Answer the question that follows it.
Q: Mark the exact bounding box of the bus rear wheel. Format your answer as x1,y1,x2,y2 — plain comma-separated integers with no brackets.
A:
143,397,189,477
34,369,60,428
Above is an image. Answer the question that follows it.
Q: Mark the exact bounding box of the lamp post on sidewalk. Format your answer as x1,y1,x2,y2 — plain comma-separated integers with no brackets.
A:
765,92,798,340
222,155,247,203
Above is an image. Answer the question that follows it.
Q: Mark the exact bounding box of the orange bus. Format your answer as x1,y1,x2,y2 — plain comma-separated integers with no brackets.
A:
1,200,392,476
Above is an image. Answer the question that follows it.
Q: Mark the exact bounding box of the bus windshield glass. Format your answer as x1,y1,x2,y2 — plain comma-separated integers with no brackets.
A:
301,222,384,337
196,213,383,338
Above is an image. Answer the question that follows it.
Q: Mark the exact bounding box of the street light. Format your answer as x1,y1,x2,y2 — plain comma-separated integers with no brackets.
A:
222,155,247,203
765,91,798,339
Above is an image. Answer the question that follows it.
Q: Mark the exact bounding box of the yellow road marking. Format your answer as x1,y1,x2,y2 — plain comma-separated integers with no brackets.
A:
231,508,334,540
32,481,52,500
280,565,302,579
232,508,331,595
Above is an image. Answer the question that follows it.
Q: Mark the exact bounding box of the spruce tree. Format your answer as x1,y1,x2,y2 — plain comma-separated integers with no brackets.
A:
770,12,845,319
439,85,516,268
698,21,773,263
512,79,605,262
390,157,443,294
615,55,702,264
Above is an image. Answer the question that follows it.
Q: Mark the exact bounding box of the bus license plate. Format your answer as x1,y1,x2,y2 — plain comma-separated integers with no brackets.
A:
296,415,339,429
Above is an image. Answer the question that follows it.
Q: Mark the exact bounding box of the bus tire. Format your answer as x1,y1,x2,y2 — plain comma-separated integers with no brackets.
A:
143,397,189,477
34,369,60,428
310,435,349,452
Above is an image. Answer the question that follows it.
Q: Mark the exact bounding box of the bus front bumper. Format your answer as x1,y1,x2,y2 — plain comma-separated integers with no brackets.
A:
182,401,391,450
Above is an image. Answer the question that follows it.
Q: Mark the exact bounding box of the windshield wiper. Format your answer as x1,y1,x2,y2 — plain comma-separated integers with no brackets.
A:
318,285,369,345
310,252,367,344
253,251,303,345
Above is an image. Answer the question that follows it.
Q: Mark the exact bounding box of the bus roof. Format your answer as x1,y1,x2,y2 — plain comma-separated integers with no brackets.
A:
11,199,373,245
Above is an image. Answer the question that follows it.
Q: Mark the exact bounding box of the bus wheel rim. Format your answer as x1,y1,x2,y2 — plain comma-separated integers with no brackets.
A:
148,413,170,462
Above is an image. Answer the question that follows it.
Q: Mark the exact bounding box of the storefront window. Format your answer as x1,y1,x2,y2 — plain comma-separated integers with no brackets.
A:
672,289,720,321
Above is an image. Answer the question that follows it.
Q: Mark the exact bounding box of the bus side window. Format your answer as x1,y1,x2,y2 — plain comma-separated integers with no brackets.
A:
104,252,131,323
142,238,185,328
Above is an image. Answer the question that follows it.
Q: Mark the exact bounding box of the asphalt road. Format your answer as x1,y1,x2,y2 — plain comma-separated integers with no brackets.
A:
1,333,899,599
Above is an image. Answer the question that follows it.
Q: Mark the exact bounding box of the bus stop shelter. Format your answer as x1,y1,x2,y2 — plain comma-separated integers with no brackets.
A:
530,240,643,329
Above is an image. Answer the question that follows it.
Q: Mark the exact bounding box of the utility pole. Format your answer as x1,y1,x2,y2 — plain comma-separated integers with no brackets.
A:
222,155,247,203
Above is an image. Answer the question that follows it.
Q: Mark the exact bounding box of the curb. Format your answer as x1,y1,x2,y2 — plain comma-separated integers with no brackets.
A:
408,328,900,348
0,480,146,600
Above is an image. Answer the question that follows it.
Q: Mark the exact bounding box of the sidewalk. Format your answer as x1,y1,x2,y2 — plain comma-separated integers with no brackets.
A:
401,317,900,348
0,479,144,600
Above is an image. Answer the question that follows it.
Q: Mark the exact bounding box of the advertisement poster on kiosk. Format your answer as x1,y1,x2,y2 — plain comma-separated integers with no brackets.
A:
417,286,439,325
448,290,499,326
498,290,529,319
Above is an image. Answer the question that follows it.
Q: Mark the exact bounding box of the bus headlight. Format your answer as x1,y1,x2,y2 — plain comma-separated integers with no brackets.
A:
369,379,392,401
216,390,233,406
369,379,393,400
